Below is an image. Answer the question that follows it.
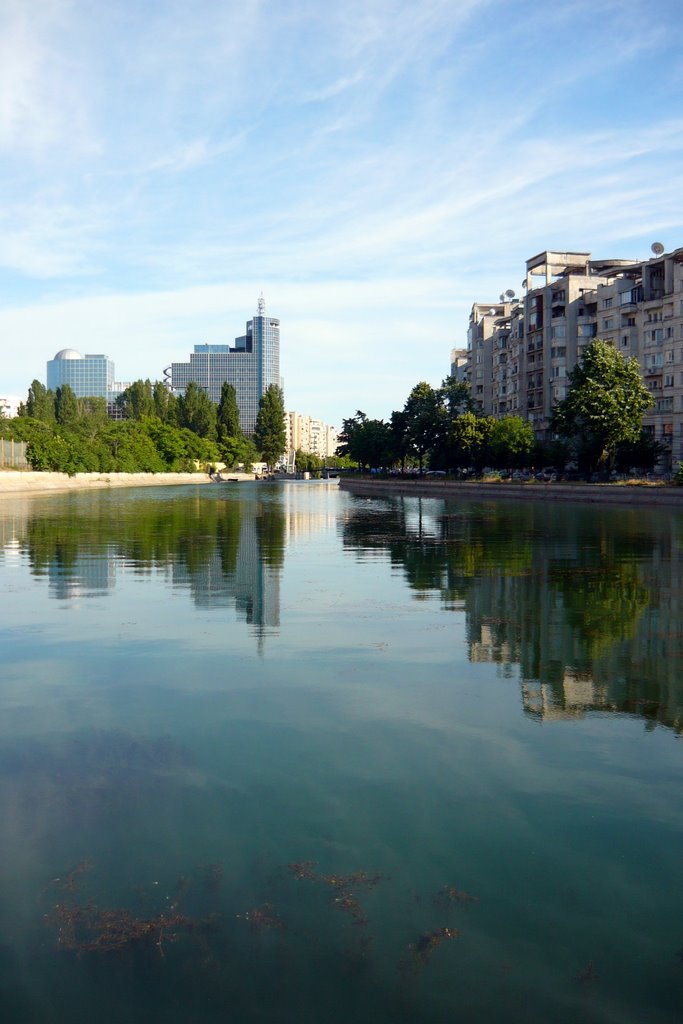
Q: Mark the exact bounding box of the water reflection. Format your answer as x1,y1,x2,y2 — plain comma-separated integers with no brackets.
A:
0,486,337,650
341,494,683,733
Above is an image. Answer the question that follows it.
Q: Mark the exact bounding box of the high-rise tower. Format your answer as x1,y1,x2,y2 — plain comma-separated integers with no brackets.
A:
168,295,281,435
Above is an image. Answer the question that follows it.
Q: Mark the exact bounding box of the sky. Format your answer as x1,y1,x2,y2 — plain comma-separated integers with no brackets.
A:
2,0,683,427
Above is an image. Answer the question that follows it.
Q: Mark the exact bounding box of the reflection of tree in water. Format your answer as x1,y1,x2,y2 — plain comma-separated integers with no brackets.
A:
342,497,683,733
19,491,285,635
549,564,649,661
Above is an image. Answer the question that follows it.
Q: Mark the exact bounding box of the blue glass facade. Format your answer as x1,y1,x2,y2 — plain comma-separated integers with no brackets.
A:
170,301,281,435
47,350,115,400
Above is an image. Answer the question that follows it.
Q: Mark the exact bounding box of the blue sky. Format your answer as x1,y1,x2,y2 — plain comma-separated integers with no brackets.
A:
2,0,683,426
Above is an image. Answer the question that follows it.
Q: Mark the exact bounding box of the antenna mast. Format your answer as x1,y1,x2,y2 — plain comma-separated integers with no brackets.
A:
257,292,265,316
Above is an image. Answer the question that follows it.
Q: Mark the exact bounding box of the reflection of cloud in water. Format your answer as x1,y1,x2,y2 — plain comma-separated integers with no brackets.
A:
0,730,197,842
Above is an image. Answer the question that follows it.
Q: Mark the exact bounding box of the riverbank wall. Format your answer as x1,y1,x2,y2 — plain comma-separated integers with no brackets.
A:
0,470,224,496
340,476,683,507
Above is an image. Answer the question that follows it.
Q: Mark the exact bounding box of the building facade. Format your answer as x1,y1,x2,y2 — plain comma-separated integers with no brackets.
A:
285,412,339,459
47,349,116,400
0,395,22,419
168,296,281,435
464,246,683,466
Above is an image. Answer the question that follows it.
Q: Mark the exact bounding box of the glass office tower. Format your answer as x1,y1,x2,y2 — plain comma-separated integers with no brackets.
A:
47,349,115,399
169,296,281,435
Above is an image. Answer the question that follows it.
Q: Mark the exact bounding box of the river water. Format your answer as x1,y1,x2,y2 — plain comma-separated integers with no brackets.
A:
0,481,681,1023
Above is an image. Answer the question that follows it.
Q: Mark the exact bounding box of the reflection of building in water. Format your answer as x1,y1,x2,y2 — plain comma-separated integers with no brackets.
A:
170,512,281,646
47,554,116,600
342,498,683,734
522,672,613,721
462,534,683,733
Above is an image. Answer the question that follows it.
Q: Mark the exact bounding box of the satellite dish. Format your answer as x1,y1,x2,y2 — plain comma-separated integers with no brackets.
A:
499,293,505,302
489,308,497,316
522,281,527,290
651,241,665,256
505,289,515,298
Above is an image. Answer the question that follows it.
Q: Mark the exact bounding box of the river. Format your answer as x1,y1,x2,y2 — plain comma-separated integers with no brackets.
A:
0,481,681,1023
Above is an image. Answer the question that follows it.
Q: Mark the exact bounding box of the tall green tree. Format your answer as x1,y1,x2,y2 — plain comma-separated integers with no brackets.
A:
176,381,217,440
551,339,653,471
55,384,79,427
337,411,391,472
115,379,155,420
217,381,242,440
403,381,445,473
23,380,56,423
440,376,473,417
153,381,177,423
487,416,535,469
254,385,286,471
449,412,494,471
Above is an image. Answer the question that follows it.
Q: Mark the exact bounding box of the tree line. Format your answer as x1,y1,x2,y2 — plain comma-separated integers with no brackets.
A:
337,340,660,476
1,378,287,474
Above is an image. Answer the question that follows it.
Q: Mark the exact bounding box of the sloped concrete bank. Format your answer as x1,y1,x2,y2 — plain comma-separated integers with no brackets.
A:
0,471,218,496
340,476,683,507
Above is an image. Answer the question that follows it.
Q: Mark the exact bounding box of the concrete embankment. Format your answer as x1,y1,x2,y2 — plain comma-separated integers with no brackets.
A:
340,476,683,507
0,471,228,496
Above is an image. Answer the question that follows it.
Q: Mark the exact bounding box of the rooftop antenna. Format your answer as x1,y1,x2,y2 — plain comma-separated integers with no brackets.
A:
651,242,665,256
257,291,265,315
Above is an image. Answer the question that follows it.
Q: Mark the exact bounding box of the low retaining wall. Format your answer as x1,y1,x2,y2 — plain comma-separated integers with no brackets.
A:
340,476,683,507
0,471,215,496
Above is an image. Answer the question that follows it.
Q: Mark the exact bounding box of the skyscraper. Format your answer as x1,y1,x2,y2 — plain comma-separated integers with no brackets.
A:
168,295,281,435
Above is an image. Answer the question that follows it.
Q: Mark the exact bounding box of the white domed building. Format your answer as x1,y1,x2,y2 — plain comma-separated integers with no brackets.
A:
46,349,115,400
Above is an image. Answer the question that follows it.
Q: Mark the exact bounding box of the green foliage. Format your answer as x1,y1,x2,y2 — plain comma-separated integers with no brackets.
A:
448,412,494,470
23,380,56,423
55,384,79,427
403,382,445,472
13,394,220,475
614,430,664,474
116,380,155,420
217,382,242,441
487,417,535,469
153,382,177,423
336,411,392,471
254,385,286,470
176,381,217,440
551,339,653,471
294,449,324,475
440,376,474,418
673,462,683,486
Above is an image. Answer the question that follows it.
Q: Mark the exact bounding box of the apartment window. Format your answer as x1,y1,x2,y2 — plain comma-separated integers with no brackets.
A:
551,346,566,358
603,297,613,308
626,317,636,326
667,350,674,362
550,325,566,340
665,375,674,387
667,327,674,338
622,336,629,347
603,318,614,330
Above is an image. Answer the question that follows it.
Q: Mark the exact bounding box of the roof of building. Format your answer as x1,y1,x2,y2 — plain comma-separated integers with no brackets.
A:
53,348,84,360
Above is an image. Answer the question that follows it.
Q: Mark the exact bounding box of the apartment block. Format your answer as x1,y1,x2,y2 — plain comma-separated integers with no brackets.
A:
286,412,339,459
464,246,683,466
